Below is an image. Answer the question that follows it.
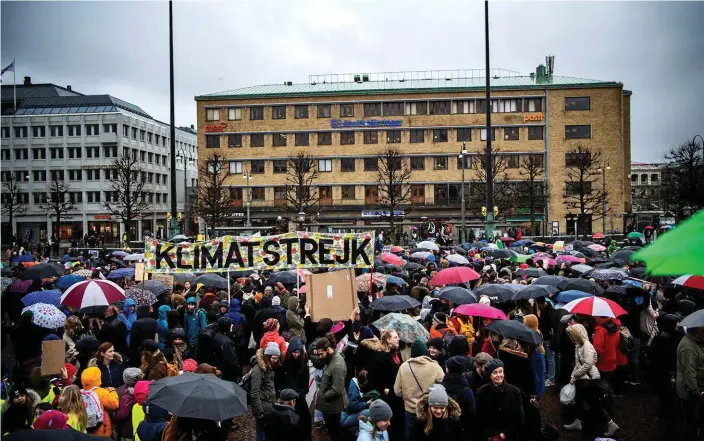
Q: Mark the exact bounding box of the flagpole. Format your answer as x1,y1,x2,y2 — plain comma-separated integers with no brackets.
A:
13,58,16,112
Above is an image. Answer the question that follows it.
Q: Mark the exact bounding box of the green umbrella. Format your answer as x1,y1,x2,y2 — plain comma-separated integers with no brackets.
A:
627,231,644,239
632,210,704,276
508,254,530,263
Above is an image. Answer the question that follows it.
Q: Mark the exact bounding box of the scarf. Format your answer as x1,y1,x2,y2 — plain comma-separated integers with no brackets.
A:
173,342,188,370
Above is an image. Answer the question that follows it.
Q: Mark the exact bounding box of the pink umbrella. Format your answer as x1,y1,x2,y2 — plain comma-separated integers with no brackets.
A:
298,285,307,294
60,280,125,312
532,252,553,259
562,296,627,318
380,252,405,266
588,244,607,252
453,303,507,320
390,246,404,253
534,257,558,266
429,267,481,287
556,255,585,264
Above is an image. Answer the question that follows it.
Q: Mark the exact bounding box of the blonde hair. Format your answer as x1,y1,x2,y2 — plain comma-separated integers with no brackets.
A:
59,385,87,432
380,329,397,352
64,316,82,337
424,406,448,434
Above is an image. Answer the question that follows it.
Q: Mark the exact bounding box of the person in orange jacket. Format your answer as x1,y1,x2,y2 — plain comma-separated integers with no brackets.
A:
259,318,287,359
80,366,119,437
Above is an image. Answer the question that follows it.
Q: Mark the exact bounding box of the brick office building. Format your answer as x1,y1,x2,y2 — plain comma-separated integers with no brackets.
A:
194,62,631,238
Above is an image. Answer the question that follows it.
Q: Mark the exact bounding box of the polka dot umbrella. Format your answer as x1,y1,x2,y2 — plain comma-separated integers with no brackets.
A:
21,303,66,329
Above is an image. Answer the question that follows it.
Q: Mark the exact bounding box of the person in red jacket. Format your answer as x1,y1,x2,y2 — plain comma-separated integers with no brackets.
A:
593,317,625,385
259,318,287,359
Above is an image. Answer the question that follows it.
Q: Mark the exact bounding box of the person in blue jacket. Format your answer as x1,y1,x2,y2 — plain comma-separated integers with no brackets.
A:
183,297,206,357
225,298,248,363
156,305,171,351
341,370,371,428
136,403,169,441
118,299,137,330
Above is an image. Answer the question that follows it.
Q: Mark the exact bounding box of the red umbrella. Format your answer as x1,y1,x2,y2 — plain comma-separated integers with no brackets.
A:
500,237,515,243
380,253,405,266
562,296,627,318
453,303,507,320
429,267,480,287
60,280,125,312
592,232,605,239
390,246,404,253
673,275,704,290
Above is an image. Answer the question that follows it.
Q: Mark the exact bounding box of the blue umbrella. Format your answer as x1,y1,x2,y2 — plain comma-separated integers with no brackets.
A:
555,290,592,303
514,239,535,247
56,274,86,289
385,276,407,287
107,267,136,279
111,251,128,257
21,289,62,307
12,254,34,263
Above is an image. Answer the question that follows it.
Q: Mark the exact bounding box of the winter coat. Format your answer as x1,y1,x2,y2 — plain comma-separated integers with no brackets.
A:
593,318,622,372
142,353,169,381
357,419,390,441
476,382,524,441
114,386,137,438
345,377,369,414
184,302,208,348
157,305,171,351
136,401,169,441
279,290,292,311
676,333,704,400
1,389,40,433
480,338,498,358
118,299,138,331
100,315,129,356
498,344,534,396
250,348,277,417
286,297,305,342
264,403,305,441
273,305,288,331
88,353,126,389
260,330,287,359
81,366,119,437
63,332,78,364
394,356,445,413
213,317,239,382
278,338,309,395
409,394,462,441
316,351,348,414
529,348,546,398
225,299,248,347
360,337,401,395
567,324,600,381
130,312,158,361
442,372,476,441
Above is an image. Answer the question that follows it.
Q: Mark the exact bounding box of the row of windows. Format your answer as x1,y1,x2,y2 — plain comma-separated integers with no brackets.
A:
631,173,659,184
1,191,171,205
1,146,171,165
2,169,169,184
206,126,552,148
204,97,592,123
226,154,544,176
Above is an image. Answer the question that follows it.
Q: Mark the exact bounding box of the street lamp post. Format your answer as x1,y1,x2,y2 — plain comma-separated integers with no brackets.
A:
167,0,179,239
483,0,495,239
597,163,611,233
242,169,252,228
459,142,468,243
298,211,306,231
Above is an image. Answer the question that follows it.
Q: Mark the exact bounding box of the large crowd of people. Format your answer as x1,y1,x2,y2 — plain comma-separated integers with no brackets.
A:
0,226,702,441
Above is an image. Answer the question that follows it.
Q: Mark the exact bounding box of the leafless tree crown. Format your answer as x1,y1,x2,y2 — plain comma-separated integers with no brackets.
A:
191,153,234,236
285,151,320,215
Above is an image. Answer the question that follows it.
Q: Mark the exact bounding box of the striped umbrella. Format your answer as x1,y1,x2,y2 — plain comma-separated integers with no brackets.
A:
673,275,704,291
21,289,63,307
561,296,627,318
61,279,126,312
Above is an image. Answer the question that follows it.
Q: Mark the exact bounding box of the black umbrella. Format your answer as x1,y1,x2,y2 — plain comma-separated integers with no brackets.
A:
511,284,557,301
576,247,598,258
453,246,468,255
485,319,543,345
605,285,628,297
622,246,642,251
172,273,197,284
533,275,568,286
383,263,403,273
374,257,384,268
556,278,605,295
5,429,106,441
515,268,547,278
571,240,595,248
19,263,65,280
147,372,247,420
61,257,83,263
371,295,421,312
589,258,612,265
404,262,424,271
269,271,299,286
195,274,229,290
490,249,514,259
473,284,518,303
109,259,126,267
612,249,635,263
1,268,13,277
437,286,477,305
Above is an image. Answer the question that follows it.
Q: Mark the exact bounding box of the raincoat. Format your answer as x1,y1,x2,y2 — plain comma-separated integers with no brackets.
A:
80,366,119,437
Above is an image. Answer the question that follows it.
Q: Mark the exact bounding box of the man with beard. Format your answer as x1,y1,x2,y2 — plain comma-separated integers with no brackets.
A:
315,334,348,441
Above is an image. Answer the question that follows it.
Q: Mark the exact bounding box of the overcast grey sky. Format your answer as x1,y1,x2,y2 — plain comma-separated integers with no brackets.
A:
2,1,702,162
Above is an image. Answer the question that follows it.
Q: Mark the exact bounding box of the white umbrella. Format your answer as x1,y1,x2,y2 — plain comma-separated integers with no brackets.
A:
411,251,432,259
123,253,145,262
446,254,469,265
416,241,439,251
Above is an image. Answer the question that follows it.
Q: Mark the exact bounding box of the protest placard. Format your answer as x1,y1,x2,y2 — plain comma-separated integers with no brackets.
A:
306,267,358,322
41,340,65,376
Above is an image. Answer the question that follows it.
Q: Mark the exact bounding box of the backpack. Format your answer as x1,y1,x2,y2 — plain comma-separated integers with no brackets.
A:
81,389,104,430
439,327,458,349
455,317,476,345
232,314,246,340
618,325,635,354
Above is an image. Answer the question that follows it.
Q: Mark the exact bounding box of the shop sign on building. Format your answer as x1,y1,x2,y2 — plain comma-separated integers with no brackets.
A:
331,119,402,129
205,123,228,132
524,113,544,122
361,209,405,218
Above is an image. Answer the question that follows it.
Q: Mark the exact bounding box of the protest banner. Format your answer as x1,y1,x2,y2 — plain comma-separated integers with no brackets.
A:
41,340,65,376
143,231,374,274
306,267,357,322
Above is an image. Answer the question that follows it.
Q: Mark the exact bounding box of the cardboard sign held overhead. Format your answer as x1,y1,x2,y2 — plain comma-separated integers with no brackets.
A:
306,267,357,322
134,262,146,282
152,273,174,288
41,339,65,376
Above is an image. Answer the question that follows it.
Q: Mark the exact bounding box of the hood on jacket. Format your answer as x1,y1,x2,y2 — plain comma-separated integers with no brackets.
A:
217,316,233,333
498,338,528,359
186,296,197,305
123,299,137,314
596,317,619,334
80,366,102,390
260,296,272,309
414,394,461,421
287,296,299,310
567,323,589,346
361,337,389,353
134,380,151,405
406,355,437,367
229,298,241,313
255,348,271,372
288,337,304,353
158,305,171,320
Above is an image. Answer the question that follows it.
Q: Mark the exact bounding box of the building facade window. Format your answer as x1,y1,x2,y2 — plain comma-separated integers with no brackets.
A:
0,127,9,138
340,132,355,145
363,103,381,117
410,157,425,170
32,126,46,137
273,160,287,174
14,127,28,138
206,109,220,121
250,160,265,174
228,108,242,120
341,185,355,200
434,156,448,170
271,133,286,147
229,161,243,175
383,102,404,116
132,127,138,139
103,124,117,133
410,129,425,143
405,102,427,115
528,126,544,140
228,134,242,148
452,100,475,114
456,128,471,142
429,101,450,115
480,128,496,141
341,158,355,172
565,97,591,111
67,125,81,137
68,147,82,158
340,104,354,117
363,131,378,144
411,184,425,203
566,181,591,196
317,132,332,145
565,152,591,167
365,186,378,203
250,133,264,147
251,187,265,201
524,98,543,112
50,125,63,137
295,132,309,146
32,148,46,160
386,130,401,143
319,159,332,172
50,147,64,159
250,107,264,120
86,124,99,136
86,147,100,158
272,106,286,120
457,156,471,169
565,125,591,139
506,155,520,168
140,130,146,141
317,104,331,118
504,127,520,140
433,129,448,142
364,158,378,171
294,105,309,119
205,135,219,148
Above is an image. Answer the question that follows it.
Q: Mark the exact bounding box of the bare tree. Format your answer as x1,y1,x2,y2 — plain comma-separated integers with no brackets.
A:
662,138,704,219
563,143,606,237
285,152,320,216
516,154,549,235
376,148,412,238
103,154,150,241
40,178,77,240
1,176,28,236
470,146,514,217
191,153,233,238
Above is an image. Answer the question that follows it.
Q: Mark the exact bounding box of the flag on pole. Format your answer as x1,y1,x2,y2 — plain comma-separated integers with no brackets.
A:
1,60,15,75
